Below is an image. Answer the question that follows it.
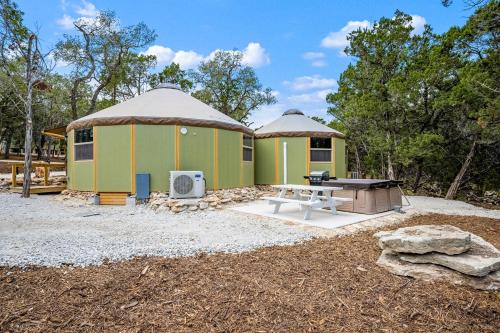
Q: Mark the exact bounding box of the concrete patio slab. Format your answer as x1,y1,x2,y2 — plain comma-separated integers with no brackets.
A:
231,200,408,230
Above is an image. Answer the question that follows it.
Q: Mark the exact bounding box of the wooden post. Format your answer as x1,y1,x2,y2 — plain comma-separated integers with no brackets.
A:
44,166,49,186
11,165,17,187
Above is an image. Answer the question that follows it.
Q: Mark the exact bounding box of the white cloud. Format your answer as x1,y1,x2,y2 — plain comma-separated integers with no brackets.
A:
142,42,270,70
283,75,337,91
76,0,98,17
303,52,325,60
288,89,333,104
241,42,270,67
321,20,370,49
60,0,68,11
311,60,327,67
172,50,205,69
142,45,204,70
56,14,74,29
56,1,99,30
142,45,175,63
410,14,426,34
249,103,287,129
47,52,69,68
303,52,327,67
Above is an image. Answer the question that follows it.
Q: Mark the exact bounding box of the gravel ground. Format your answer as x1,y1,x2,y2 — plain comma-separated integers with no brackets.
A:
0,193,498,268
0,193,315,267
408,195,500,219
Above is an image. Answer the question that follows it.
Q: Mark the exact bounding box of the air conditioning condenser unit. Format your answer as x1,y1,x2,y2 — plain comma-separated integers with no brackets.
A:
169,171,205,199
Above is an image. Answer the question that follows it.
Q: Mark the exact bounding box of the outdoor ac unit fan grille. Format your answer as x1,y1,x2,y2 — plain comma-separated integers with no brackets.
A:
173,174,194,195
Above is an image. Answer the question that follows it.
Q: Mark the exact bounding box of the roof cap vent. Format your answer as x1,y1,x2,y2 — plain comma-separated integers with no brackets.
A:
156,82,182,90
283,108,304,116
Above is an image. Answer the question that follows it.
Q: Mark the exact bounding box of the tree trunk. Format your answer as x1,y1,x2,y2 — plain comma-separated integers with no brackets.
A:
3,130,12,159
445,140,477,200
354,144,362,178
22,34,36,198
412,161,423,193
387,152,395,180
70,81,80,120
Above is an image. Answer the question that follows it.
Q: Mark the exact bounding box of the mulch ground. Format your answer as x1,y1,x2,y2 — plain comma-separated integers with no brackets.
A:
1,214,499,332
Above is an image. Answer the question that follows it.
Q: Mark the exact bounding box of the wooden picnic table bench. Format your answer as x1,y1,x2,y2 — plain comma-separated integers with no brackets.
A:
263,184,353,220
0,160,65,187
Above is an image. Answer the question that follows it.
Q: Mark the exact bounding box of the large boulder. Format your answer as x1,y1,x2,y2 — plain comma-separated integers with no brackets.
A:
374,225,471,255
399,234,500,277
377,250,500,291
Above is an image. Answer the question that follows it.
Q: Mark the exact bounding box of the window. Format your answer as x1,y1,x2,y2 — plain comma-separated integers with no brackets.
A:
243,135,253,161
310,137,331,162
74,128,93,161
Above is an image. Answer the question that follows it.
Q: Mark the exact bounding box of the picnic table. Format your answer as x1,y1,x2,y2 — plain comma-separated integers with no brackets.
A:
263,184,353,220
0,160,65,187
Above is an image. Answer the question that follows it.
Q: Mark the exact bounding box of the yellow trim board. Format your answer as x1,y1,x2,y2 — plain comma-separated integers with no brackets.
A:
131,124,136,194
240,133,244,186
274,137,279,184
71,131,75,190
175,125,180,170
306,137,310,183
213,129,219,190
93,127,97,192
331,137,336,177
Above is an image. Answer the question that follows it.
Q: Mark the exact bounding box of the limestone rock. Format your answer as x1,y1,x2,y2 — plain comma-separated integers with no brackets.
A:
199,201,209,210
171,205,187,213
204,195,219,203
377,250,500,291
374,225,471,255
399,234,500,277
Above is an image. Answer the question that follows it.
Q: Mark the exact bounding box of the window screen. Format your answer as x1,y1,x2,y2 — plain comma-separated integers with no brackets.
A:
243,135,253,148
243,147,252,161
74,128,93,161
75,128,93,143
310,137,331,149
243,135,253,161
310,137,331,162
75,143,93,160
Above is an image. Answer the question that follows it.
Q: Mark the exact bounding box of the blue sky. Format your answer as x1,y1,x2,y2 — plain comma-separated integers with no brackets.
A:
17,0,474,128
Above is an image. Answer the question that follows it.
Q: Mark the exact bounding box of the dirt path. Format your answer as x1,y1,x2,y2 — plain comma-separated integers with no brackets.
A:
1,214,498,332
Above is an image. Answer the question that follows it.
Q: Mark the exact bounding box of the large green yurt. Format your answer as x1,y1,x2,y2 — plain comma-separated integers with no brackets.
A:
254,109,346,185
66,84,254,197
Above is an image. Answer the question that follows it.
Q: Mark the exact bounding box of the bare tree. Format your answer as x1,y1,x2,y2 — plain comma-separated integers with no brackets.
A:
55,11,156,118
0,0,45,197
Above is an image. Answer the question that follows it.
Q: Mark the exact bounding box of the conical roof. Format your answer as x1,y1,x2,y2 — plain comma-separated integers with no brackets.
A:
254,109,344,138
67,84,252,134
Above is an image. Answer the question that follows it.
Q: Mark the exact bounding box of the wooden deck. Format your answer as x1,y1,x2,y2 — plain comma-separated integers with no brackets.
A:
10,185,66,194
1,160,66,195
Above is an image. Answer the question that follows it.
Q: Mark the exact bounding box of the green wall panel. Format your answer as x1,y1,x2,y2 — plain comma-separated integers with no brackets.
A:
255,138,277,184
217,129,240,189
242,162,253,186
135,125,175,191
67,129,74,189
335,138,346,178
179,126,214,189
96,125,131,192
74,160,93,191
280,137,307,185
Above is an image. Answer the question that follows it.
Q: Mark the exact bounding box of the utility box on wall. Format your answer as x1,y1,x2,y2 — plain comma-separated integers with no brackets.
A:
136,173,150,200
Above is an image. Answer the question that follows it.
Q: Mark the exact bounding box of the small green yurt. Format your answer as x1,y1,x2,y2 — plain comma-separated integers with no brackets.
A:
254,109,346,185
66,84,254,197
